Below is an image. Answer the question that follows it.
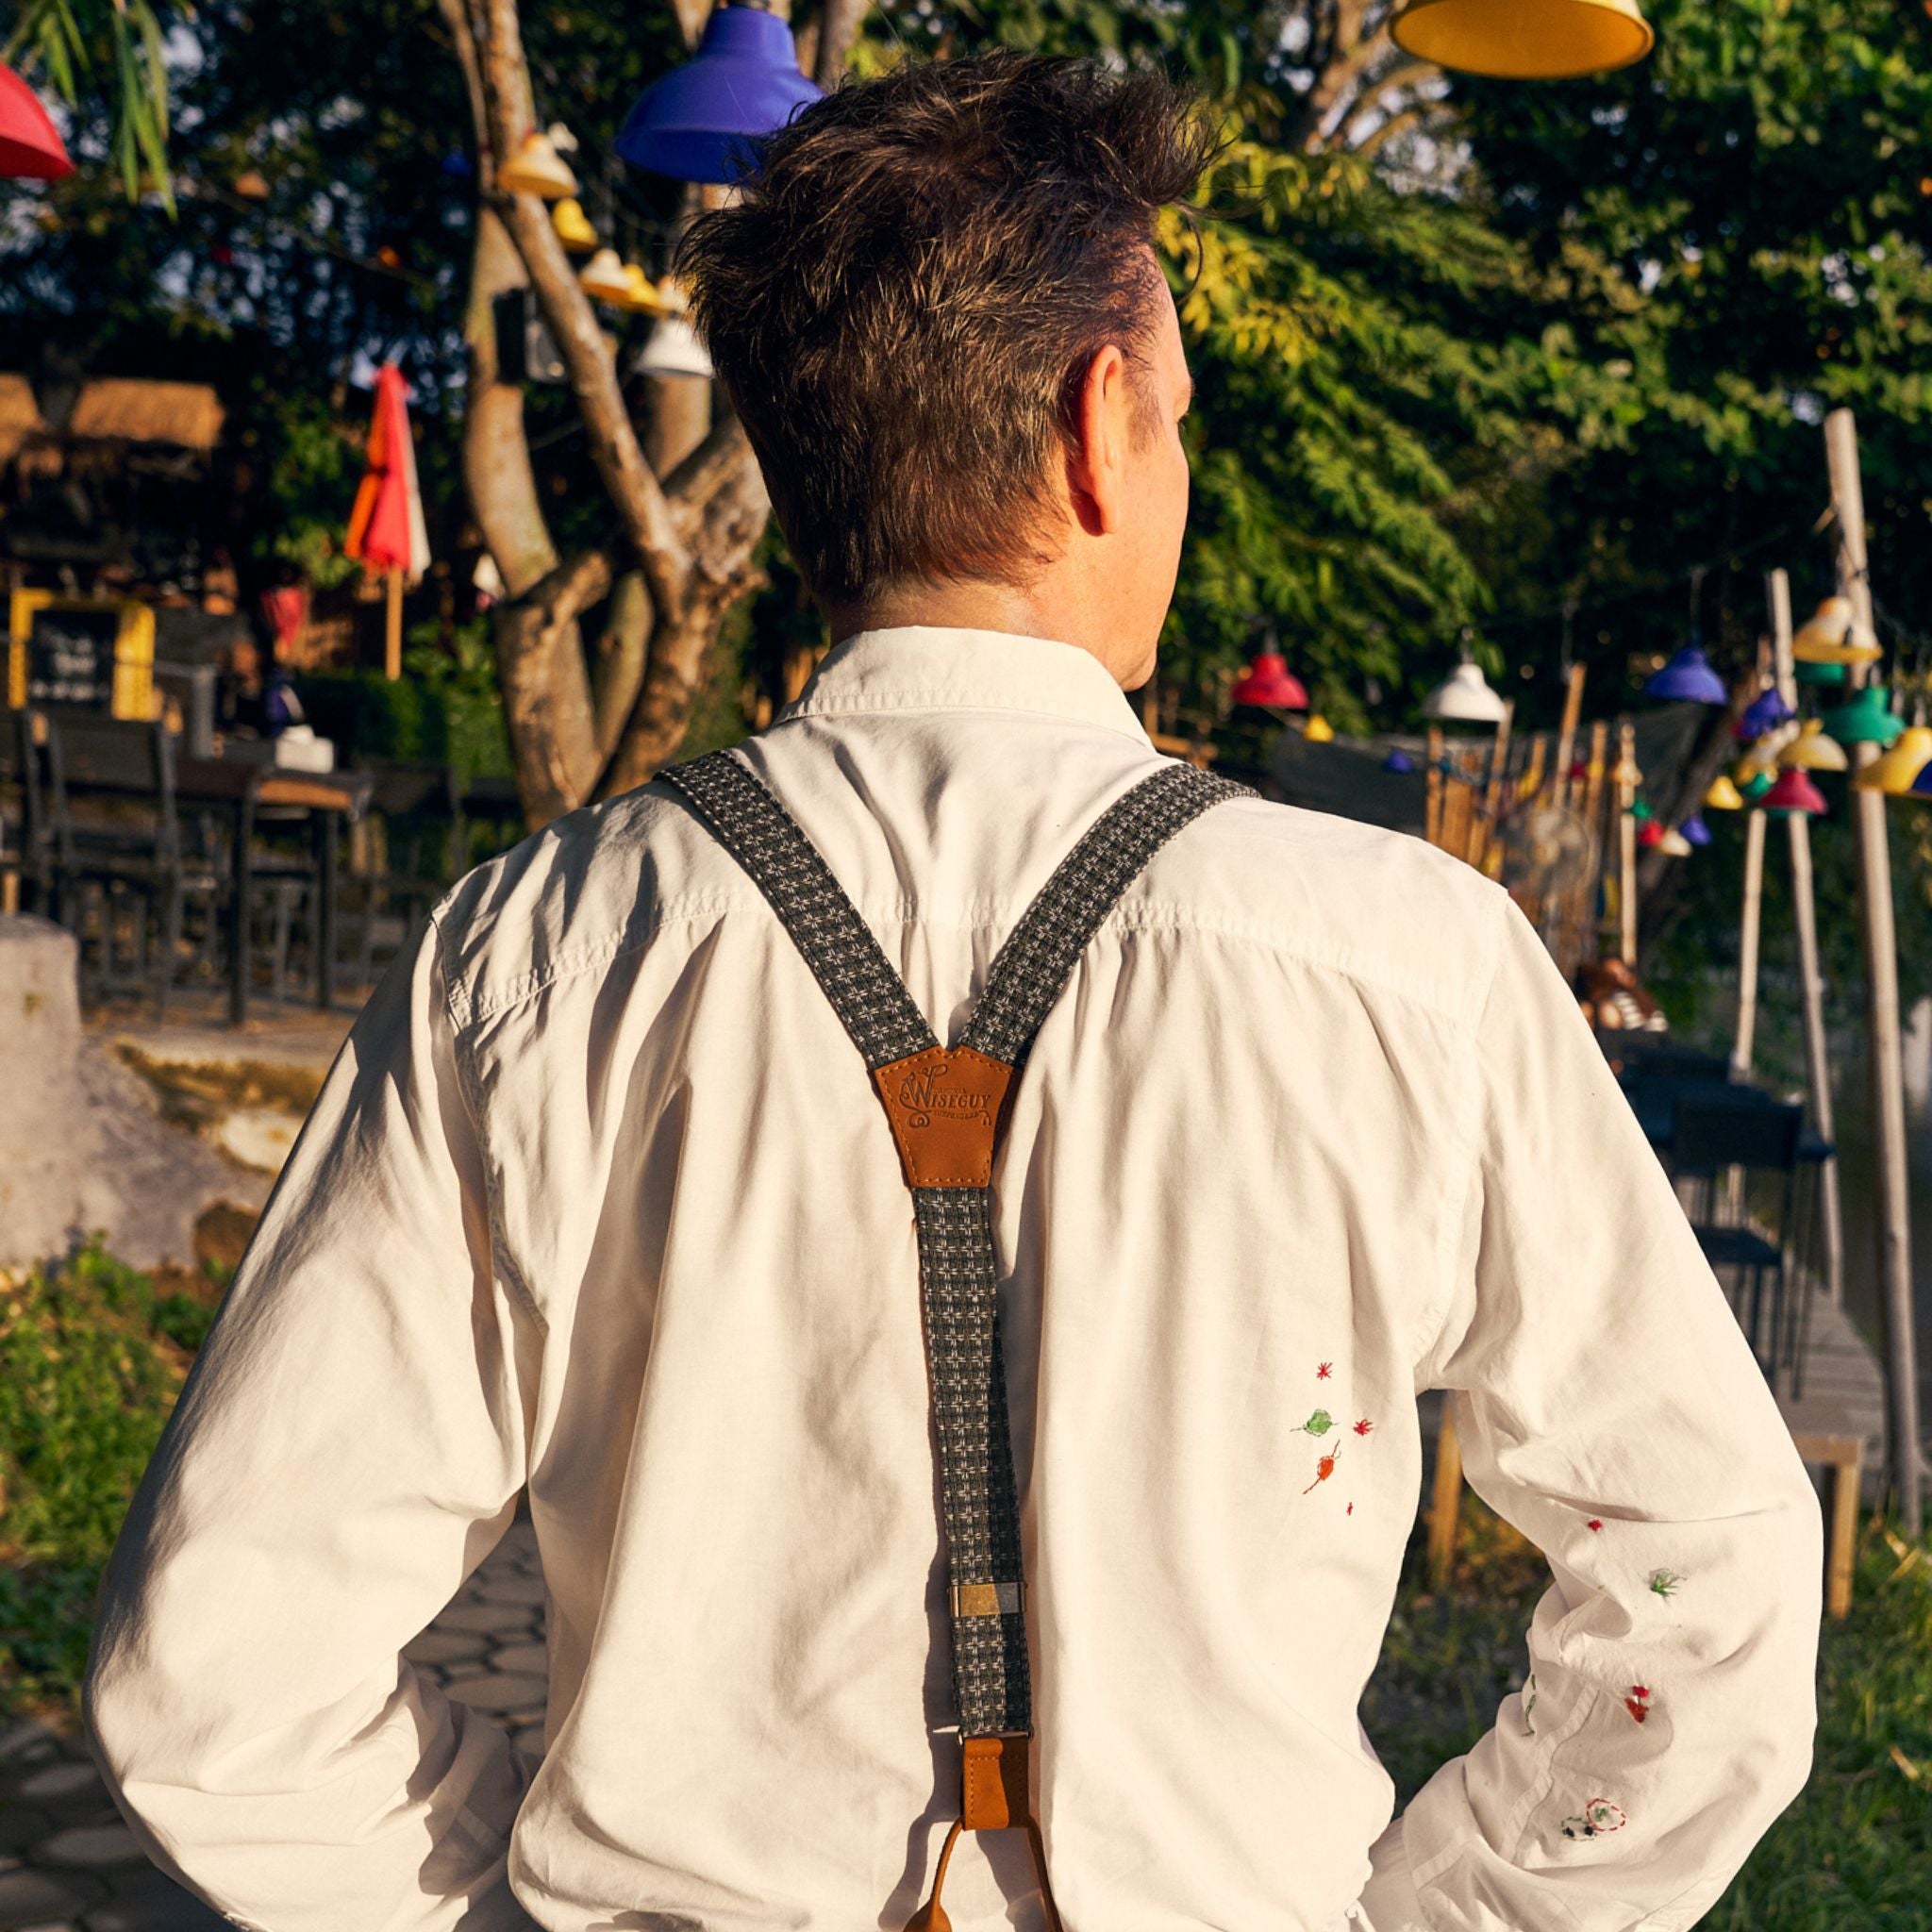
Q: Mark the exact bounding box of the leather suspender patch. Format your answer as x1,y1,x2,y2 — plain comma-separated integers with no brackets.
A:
871,1045,1014,1190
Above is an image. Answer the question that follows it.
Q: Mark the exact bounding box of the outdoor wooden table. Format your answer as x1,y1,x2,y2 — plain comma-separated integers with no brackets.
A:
175,758,374,1026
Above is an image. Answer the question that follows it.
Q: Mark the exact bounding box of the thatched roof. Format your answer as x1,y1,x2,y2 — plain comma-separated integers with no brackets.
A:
67,378,225,451
0,374,45,467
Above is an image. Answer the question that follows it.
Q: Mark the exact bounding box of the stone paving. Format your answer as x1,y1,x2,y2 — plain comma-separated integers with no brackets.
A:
0,1508,546,1930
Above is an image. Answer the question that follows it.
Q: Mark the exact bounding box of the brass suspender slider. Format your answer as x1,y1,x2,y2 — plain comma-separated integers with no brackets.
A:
950,1579,1024,1618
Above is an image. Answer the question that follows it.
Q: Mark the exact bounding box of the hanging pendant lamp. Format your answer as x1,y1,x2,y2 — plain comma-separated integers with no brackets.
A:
1784,719,1849,773
1229,649,1308,710
578,247,634,305
1304,714,1336,743
1762,768,1828,816
1656,825,1693,858
1735,688,1794,741
1854,725,1932,796
551,198,598,252
1793,659,1848,689
617,5,823,184
635,314,715,378
1821,684,1904,749
618,263,670,315
1913,761,1932,800
1389,0,1653,79
1681,813,1713,847
1423,658,1507,724
1383,748,1417,774
1637,818,1665,849
1704,774,1745,811
1791,594,1882,665
1643,642,1727,705
1,59,73,179
498,129,577,198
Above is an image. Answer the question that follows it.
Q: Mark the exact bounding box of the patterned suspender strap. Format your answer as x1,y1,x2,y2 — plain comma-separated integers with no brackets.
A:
659,747,1253,1930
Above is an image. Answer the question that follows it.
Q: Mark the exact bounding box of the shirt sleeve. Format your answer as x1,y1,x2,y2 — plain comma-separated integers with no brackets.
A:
82,910,545,1932
1357,893,1823,1932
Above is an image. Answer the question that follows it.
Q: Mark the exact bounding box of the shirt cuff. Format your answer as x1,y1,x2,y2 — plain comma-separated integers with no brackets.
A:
1357,1814,1429,1932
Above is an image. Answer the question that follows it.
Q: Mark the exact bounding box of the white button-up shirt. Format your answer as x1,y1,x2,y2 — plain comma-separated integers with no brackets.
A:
85,625,1822,1932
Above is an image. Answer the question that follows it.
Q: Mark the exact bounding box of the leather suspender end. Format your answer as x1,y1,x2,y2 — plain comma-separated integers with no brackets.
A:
960,1733,1030,1832
951,1579,1024,1618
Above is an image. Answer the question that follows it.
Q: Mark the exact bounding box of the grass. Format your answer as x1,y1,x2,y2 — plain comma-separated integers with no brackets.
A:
3,1252,1928,1928
1364,1493,1932,1930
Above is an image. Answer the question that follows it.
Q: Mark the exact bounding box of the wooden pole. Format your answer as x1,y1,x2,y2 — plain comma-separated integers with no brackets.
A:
384,567,404,682
1427,1406,1463,1587
1552,662,1587,814
1616,720,1638,967
1769,566,1845,1308
1560,719,1610,977
1424,727,1445,848
1825,408,1922,1530
1472,701,1514,874
1733,809,1766,1077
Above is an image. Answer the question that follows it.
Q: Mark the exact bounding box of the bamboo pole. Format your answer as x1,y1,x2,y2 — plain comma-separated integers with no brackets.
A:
1552,662,1587,814
384,567,404,682
1424,727,1445,848
1616,720,1638,966
1824,408,1922,1530
1427,1406,1463,1588
1472,701,1514,873
1769,567,1845,1308
1733,809,1766,1077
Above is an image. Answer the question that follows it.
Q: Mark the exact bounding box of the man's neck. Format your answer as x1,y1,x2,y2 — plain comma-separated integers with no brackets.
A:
824,580,1143,689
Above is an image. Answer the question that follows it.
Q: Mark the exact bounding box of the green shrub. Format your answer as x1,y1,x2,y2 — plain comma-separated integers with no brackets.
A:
0,1244,197,1716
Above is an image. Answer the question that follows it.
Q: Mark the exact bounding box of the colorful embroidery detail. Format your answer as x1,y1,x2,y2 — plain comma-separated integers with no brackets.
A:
1354,1418,1374,1437
1346,1501,1355,1516
1587,1519,1604,1532
1295,1408,1336,1437
1624,1686,1651,1724
1317,1362,1333,1379
1648,1569,1685,1598
1523,1672,1538,1736
1560,1799,1627,1840
1304,1447,1342,1494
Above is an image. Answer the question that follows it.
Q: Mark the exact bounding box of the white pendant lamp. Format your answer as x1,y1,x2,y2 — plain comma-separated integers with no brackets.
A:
634,314,714,378
1423,658,1508,724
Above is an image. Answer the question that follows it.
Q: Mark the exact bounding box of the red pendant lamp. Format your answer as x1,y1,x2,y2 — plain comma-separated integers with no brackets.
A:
0,60,74,180
1230,649,1308,710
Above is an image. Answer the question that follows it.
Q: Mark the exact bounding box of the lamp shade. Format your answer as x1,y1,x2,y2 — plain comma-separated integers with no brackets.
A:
0,59,72,180
1304,714,1335,743
1681,813,1712,847
1792,594,1882,665
617,6,823,184
1820,685,1904,748
497,129,577,198
1793,658,1848,688
1735,689,1793,741
551,198,598,251
635,314,714,379
578,247,633,305
1913,761,1932,800
1735,763,1775,803
1383,748,1417,774
1854,725,1932,796
1657,826,1693,858
1762,768,1828,816
1704,774,1745,811
1390,0,1653,77
1423,659,1507,724
1784,719,1848,773
1229,650,1307,709
1637,818,1665,848
1643,643,1727,705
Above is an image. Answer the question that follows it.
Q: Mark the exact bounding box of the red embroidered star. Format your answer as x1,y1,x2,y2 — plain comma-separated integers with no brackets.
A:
1353,1418,1374,1436
1587,1519,1604,1532
1316,1362,1333,1379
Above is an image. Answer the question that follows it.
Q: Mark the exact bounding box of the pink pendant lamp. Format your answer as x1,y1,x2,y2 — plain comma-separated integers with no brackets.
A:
1761,768,1827,816
0,61,74,180
1229,649,1308,710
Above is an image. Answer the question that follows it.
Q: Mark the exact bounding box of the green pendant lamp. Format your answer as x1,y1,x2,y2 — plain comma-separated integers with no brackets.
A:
1820,685,1904,749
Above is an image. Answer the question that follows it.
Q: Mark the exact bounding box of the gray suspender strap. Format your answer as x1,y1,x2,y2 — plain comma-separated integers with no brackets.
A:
659,746,1253,1924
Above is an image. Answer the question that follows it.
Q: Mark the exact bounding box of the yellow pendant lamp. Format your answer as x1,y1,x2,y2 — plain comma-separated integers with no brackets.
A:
551,198,598,252
1304,714,1335,743
578,246,634,305
1855,725,1932,796
1783,719,1849,773
622,263,672,315
1791,594,1883,666
498,129,577,199
1704,774,1745,810
1390,0,1653,79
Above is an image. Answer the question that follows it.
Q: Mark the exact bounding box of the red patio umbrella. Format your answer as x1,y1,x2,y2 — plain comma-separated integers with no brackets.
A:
0,59,73,180
344,363,431,679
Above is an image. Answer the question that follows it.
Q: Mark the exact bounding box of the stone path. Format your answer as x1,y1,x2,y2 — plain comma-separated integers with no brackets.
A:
0,1509,546,1930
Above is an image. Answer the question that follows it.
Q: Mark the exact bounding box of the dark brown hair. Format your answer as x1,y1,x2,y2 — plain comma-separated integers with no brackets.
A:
676,52,1213,607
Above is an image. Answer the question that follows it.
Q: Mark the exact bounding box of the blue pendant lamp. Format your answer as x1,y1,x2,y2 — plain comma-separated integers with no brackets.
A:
617,6,823,183
1734,688,1793,742
1643,642,1726,705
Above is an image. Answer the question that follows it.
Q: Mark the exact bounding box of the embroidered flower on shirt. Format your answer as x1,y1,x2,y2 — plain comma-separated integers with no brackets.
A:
1316,1361,1333,1379
1587,1519,1604,1533
1304,1447,1342,1494
1346,1502,1354,1516
1560,1798,1628,1840
1353,1418,1374,1437
1295,1408,1336,1437
1624,1686,1652,1724
1648,1568,1686,1599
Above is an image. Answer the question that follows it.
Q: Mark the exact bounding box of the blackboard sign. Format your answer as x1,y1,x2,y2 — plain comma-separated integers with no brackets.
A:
7,593,155,718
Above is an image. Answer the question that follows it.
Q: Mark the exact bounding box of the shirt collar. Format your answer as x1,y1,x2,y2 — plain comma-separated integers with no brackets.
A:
775,625,1155,748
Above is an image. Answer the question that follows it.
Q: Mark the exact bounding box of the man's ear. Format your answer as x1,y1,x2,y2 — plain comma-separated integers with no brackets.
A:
1066,341,1131,539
